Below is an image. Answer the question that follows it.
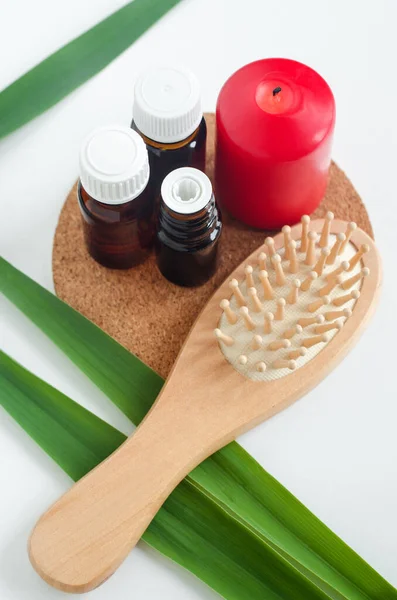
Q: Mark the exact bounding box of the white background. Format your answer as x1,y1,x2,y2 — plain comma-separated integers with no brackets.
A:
1,0,396,598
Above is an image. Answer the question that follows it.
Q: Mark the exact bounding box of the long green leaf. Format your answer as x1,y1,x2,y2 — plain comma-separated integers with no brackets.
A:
0,0,182,139
0,351,335,600
1,257,395,599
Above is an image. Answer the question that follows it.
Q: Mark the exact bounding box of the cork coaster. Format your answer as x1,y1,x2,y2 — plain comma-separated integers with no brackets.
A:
53,113,373,379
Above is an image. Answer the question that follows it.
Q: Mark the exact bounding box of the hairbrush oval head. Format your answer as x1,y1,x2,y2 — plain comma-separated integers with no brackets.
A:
215,219,380,384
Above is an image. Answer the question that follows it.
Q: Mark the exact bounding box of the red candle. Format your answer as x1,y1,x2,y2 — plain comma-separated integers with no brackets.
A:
215,59,335,229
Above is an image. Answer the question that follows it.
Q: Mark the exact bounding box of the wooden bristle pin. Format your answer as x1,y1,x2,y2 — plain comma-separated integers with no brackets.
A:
220,299,237,325
288,240,298,273
229,279,246,307
300,215,310,252
275,298,286,320
326,260,349,282
318,274,344,297
301,333,328,348
283,324,303,339
341,267,370,290
238,355,248,366
324,307,352,321
332,289,360,307
259,270,274,300
326,233,345,265
298,314,325,328
248,287,262,313
245,265,255,289
264,311,274,334
268,339,291,351
300,271,318,292
273,358,296,371
256,362,267,373
308,295,330,313
214,329,234,346
251,334,263,350
258,252,267,271
272,254,286,286
265,237,276,258
347,244,369,272
287,279,301,304
319,211,334,248
313,248,330,276
305,231,317,266
315,320,343,334
282,225,292,259
288,347,307,360
339,222,357,254
240,306,256,330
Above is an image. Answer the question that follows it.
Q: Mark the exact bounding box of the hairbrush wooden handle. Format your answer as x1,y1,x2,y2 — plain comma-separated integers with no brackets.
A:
29,218,381,594
28,385,215,593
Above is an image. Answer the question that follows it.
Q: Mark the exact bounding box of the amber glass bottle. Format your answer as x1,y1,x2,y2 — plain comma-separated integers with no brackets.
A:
156,168,222,287
131,66,206,195
77,126,153,269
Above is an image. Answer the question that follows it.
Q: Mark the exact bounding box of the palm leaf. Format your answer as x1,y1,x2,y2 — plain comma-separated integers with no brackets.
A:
0,0,182,139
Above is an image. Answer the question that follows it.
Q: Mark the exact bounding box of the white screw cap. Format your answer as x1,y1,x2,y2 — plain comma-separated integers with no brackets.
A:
79,126,149,205
133,66,202,143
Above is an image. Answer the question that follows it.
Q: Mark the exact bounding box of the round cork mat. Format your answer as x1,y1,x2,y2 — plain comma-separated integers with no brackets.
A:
53,113,373,379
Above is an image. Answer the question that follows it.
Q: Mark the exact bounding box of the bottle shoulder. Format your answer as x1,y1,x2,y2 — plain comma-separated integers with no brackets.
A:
78,182,153,224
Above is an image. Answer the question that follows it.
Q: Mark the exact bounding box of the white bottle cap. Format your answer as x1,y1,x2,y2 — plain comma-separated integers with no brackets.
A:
133,66,202,144
79,126,149,205
161,167,213,215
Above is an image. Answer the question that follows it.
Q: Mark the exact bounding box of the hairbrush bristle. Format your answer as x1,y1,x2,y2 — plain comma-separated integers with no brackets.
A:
326,233,345,265
229,279,246,307
275,298,286,320
300,215,310,252
240,306,255,330
319,211,334,248
339,222,357,254
259,270,274,300
341,267,370,290
272,254,286,286
282,226,292,259
248,287,262,312
313,248,330,276
220,299,238,324
347,244,369,271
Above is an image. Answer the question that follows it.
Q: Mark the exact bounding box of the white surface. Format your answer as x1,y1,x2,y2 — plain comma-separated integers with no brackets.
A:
133,65,202,142
80,126,150,203
0,0,396,598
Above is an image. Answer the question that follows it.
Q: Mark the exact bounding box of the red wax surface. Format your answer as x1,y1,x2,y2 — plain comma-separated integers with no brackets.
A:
215,58,336,229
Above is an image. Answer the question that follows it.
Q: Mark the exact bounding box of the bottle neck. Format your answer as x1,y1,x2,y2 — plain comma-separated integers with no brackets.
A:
132,119,203,150
158,194,220,252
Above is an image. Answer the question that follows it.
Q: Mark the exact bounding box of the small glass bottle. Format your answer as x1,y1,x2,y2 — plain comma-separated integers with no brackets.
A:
156,168,222,287
131,66,207,195
77,125,153,269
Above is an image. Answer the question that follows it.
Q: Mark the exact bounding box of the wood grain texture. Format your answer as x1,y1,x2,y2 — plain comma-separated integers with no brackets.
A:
52,113,374,379
32,219,381,593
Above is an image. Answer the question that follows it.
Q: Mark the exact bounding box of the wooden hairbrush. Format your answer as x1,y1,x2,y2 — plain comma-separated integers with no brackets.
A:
29,214,381,593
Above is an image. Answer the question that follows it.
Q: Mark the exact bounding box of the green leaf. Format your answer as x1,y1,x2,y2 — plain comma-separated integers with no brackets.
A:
1,256,396,599
0,0,182,139
0,351,335,600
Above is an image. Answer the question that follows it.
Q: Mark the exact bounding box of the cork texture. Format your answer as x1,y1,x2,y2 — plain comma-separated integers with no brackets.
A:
53,113,373,379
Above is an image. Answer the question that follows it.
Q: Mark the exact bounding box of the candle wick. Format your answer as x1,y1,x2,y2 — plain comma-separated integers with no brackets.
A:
272,86,282,97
